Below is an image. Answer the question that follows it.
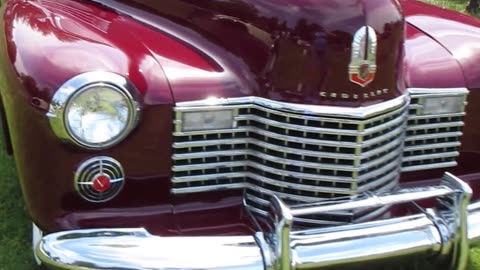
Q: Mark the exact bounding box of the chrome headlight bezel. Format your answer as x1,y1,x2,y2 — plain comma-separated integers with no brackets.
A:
47,71,141,150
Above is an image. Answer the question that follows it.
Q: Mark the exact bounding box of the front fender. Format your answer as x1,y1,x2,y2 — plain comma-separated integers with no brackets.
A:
0,0,178,233
402,0,480,89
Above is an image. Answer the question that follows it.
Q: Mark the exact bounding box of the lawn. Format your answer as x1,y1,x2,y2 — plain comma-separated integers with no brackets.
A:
1,1,480,270
0,133,35,269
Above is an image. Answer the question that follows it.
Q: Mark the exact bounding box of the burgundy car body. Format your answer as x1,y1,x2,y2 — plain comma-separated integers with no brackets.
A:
1,0,480,269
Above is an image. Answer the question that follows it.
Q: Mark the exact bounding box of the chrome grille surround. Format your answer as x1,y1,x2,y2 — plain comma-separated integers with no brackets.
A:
172,95,409,225
403,88,469,172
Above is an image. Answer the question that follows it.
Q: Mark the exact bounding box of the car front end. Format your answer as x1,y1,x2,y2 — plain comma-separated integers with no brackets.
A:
2,0,480,269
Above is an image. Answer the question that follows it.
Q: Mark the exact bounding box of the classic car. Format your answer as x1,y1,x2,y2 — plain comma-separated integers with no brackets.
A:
1,0,480,269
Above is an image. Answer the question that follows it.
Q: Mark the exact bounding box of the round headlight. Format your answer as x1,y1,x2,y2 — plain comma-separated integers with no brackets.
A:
47,72,141,150
65,84,132,146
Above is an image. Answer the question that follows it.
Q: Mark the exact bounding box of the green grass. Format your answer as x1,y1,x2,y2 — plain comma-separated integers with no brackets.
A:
421,0,480,17
0,1,480,270
423,0,469,12
0,131,35,269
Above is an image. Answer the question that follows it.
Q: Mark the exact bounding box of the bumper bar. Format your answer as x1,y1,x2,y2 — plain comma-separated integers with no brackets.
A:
37,173,480,270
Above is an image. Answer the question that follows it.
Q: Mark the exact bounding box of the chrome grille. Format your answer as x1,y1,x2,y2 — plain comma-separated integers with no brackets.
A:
172,96,408,225
402,88,468,172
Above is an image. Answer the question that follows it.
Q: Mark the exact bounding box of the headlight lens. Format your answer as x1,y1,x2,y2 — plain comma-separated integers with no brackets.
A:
47,72,140,150
65,85,130,146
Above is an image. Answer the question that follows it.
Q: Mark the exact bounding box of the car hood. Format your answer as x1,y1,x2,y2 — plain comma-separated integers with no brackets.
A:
93,0,406,107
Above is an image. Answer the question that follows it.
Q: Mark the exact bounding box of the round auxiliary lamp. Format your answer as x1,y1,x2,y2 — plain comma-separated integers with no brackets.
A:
74,156,125,203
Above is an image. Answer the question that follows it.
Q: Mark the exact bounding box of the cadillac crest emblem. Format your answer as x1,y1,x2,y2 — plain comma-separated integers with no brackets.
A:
349,26,377,87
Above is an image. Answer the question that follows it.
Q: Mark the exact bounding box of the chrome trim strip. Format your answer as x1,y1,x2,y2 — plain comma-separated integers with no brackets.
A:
47,71,142,150
404,142,461,152
402,151,459,162
173,128,246,136
172,183,247,194
408,112,465,120
172,160,247,172
172,172,246,183
404,132,463,142
401,162,458,172
175,95,409,119
408,87,469,96
409,104,423,109
406,121,464,131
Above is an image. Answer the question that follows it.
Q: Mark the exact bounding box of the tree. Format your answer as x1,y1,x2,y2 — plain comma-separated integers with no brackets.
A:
466,0,479,14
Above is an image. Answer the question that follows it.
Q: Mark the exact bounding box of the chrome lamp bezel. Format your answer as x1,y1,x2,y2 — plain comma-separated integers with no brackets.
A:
47,71,141,150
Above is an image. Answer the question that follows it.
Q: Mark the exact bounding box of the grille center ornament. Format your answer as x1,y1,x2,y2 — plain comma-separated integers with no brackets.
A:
349,26,377,87
93,175,112,193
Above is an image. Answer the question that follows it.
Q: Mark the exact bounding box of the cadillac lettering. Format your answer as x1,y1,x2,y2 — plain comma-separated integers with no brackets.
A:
319,88,389,99
2,0,480,270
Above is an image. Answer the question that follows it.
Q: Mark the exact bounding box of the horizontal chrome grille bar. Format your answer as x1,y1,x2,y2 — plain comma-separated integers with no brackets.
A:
402,152,460,162
404,142,461,152
401,162,458,172
406,121,464,131
408,112,465,120
404,131,463,142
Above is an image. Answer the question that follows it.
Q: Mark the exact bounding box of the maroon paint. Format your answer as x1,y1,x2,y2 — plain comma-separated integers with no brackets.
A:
402,0,480,89
90,0,406,107
403,23,465,88
0,0,479,237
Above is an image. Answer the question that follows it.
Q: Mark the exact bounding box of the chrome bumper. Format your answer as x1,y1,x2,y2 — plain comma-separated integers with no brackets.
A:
37,173,480,270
